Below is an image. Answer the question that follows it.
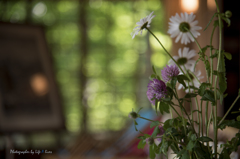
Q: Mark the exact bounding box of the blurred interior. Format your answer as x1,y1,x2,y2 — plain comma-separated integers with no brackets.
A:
0,0,239,159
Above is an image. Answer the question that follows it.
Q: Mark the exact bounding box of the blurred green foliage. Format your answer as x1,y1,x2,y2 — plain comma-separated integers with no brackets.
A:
0,0,171,133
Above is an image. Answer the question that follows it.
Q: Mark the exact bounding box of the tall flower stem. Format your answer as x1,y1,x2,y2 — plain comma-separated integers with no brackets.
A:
186,28,202,53
183,66,201,134
206,26,216,137
175,88,198,137
200,100,203,136
210,26,216,85
214,1,222,157
187,28,210,82
174,88,187,135
146,28,185,75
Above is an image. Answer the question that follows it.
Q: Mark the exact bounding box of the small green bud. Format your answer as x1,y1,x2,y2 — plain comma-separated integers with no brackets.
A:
128,111,138,119
225,10,232,18
145,137,154,145
237,115,240,121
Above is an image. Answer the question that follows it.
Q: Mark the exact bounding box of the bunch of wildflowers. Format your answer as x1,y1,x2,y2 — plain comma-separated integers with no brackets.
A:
128,1,240,159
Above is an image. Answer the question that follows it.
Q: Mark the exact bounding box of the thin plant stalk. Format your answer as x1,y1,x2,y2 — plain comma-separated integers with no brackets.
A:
213,1,222,157
170,104,181,118
218,95,240,125
146,28,185,75
186,28,210,81
200,100,203,136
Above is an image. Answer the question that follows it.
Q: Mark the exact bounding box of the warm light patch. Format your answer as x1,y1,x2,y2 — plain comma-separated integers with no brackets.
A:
30,73,49,96
181,0,199,13
207,0,216,11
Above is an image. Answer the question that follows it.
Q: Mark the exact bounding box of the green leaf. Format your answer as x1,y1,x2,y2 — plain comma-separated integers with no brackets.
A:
184,93,198,98
214,19,223,28
149,145,156,159
219,71,227,93
205,60,211,78
170,76,177,89
137,139,146,149
186,140,196,151
177,74,190,81
190,134,197,141
218,119,240,130
198,136,213,142
177,76,187,88
198,83,211,96
224,52,232,60
182,149,190,159
137,136,146,140
219,52,226,72
151,126,160,138
204,13,217,31
150,121,160,128
201,90,215,102
166,86,175,99
159,102,170,115
177,149,186,158
221,16,231,27
210,49,218,59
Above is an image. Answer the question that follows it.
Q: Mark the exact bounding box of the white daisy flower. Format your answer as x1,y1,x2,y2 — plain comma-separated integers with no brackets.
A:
168,47,196,72
178,70,203,93
131,11,155,39
168,12,202,45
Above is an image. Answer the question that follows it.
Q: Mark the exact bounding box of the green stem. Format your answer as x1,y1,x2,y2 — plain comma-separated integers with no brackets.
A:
170,104,181,117
210,26,216,85
205,101,209,136
139,116,156,122
200,100,203,136
175,88,198,137
169,133,180,151
207,105,213,143
218,95,240,125
189,71,201,84
195,97,200,135
214,1,222,157
184,66,200,135
183,66,194,122
174,88,187,135
187,28,202,52
170,106,173,118
146,28,186,74
187,28,211,83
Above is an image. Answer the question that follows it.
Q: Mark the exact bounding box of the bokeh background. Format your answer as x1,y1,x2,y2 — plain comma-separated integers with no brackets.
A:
0,0,239,159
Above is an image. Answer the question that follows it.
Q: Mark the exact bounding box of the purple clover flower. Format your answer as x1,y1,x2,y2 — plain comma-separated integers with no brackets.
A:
145,137,154,145
155,125,165,142
161,65,180,82
147,79,167,105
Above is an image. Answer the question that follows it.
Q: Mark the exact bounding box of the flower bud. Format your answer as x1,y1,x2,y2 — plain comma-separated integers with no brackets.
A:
128,111,138,119
225,10,232,18
145,137,154,145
